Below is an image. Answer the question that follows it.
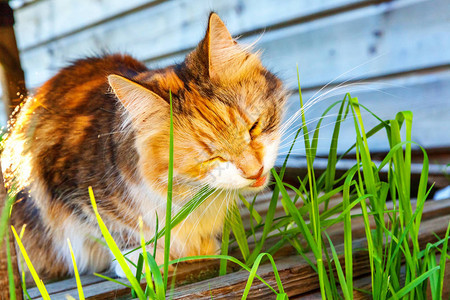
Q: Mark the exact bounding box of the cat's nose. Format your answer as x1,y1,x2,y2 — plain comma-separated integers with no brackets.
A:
246,166,264,180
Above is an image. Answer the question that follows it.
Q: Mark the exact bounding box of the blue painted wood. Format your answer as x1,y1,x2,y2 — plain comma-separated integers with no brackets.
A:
10,0,450,152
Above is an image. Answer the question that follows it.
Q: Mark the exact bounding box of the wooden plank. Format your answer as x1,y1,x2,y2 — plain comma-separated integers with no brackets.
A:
15,0,371,55
27,274,113,299
13,0,160,50
147,0,450,87
244,196,450,256
280,157,448,195
256,0,450,88
13,0,450,153
19,0,450,90
35,277,131,300
15,0,373,88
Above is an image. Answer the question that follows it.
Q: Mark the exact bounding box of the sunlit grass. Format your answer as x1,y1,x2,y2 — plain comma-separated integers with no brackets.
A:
11,225,50,300
67,239,85,300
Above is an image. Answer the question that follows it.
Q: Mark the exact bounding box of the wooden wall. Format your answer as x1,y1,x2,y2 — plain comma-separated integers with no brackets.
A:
10,0,450,157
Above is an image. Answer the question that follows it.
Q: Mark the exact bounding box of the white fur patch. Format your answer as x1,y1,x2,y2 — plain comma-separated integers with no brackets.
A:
263,137,280,172
61,218,111,275
204,136,280,190
207,161,253,189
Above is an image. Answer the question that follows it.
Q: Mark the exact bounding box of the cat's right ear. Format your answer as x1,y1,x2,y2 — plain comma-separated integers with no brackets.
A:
108,74,168,125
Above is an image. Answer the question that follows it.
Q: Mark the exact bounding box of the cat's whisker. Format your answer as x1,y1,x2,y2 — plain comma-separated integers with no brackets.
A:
278,116,341,147
96,130,128,138
278,77,401,150
281,55,390,133
307,52,388,105
279,113,339,139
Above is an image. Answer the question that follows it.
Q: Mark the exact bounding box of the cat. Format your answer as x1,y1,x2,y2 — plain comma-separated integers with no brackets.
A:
1,13,287,279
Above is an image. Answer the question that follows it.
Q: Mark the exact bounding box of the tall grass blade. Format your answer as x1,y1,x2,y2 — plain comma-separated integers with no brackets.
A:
229,204,250,261
271,169,318,257
220,210,231,276
324,96,350,195
139,217,157,298
325,232,351,300
6,230,17,300
88,187,145,299
0,187,16,248
164,91,174,288
438,221,450,299
67,239,85,300
11,225,50,300
146,252,165,299
239,194,262,224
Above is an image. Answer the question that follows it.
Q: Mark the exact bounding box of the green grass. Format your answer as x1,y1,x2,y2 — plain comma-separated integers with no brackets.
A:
3,76,450,299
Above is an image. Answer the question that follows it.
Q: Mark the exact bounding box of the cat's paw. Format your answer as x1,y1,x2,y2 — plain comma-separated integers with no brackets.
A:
184,237,220,260
113,249,141,278
113,260,128,278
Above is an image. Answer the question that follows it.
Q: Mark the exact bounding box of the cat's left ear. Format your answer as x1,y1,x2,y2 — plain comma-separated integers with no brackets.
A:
203,13,261,82
108,74,168,125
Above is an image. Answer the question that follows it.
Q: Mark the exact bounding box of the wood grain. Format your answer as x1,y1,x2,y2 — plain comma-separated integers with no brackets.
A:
16,0,450,90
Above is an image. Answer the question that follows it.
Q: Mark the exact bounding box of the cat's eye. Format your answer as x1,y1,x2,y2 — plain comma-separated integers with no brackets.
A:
249,120,262,139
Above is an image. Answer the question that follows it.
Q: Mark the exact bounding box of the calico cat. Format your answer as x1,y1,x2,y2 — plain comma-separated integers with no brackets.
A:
1,13,287,279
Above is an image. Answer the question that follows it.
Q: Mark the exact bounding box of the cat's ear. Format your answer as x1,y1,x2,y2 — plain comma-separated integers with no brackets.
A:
204,13,259,82
108,74,168,124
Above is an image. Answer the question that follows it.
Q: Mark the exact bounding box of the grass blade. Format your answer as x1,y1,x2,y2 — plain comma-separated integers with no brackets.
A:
229,204,250,262
0,187,16,248
88,187,145,299
220,210,231,276
11,225,50,300
139,217,157,299
67,239,85,300
389,266,440,299
242,253,285,299
164,91,174,289
271,169,318,257
6,230,17,300
438,221,450,299
325,232,351,300
239,194,262,224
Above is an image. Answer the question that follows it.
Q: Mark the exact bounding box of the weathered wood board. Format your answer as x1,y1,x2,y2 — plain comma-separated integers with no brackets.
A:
16,0,450,90
11,0,450,153
15,0,371,52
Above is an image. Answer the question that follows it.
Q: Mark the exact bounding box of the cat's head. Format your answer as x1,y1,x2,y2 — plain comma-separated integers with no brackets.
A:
108,13,288,194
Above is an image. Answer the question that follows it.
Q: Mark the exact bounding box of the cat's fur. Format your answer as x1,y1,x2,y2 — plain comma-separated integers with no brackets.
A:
2,13,287,279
